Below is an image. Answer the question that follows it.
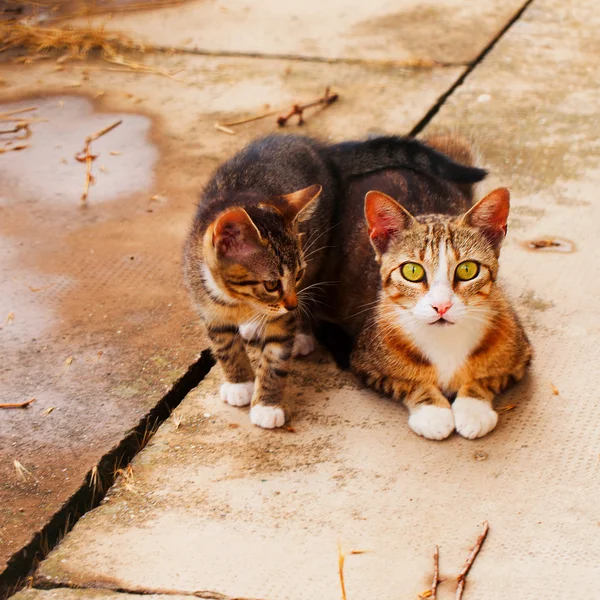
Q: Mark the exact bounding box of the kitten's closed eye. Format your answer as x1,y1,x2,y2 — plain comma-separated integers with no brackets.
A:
296,268,305,282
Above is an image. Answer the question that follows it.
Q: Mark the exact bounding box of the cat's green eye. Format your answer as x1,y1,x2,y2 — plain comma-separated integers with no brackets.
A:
296,268,305,282
400,262,426,283
264,280,280,292
455,261,480,281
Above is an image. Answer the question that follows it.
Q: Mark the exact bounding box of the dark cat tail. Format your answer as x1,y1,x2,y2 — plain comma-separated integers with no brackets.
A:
329,135,488,184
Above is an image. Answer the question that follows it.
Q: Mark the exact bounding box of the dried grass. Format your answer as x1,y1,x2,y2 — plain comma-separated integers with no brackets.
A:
14,459,35,482
0,20,181,79
0,20,142,59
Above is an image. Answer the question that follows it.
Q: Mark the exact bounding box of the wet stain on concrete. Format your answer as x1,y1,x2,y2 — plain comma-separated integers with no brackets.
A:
0,93,207,573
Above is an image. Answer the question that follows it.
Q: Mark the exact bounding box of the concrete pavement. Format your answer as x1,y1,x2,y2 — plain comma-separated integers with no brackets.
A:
4,0,600,598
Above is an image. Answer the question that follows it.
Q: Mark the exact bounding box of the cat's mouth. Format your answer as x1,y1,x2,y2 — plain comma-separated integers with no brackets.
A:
431,317,455,326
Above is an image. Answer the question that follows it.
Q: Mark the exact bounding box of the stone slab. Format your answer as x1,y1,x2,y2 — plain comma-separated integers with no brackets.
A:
24,0,600,599
0,51,461,578
70,0,528,65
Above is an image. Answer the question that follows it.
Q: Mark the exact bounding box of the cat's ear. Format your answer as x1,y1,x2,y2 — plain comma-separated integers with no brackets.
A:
276,184,323,223
364,190,416,257
212,208,264,259
461,187,510,248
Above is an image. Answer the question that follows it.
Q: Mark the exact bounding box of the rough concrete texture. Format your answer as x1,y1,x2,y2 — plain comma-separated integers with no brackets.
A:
0,38,462,580
21,0,600,598
31,357,534,600
72,0,527,64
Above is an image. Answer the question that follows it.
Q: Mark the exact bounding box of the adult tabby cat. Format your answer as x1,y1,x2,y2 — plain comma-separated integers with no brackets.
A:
321,135,531,440
184,134,487,429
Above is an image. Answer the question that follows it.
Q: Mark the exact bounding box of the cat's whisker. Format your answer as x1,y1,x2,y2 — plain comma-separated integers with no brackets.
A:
299,280,339,294
303,245,336,262
303,221,340,254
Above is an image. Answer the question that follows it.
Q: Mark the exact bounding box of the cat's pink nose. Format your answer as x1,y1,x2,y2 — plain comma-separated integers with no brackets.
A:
432,300,452,316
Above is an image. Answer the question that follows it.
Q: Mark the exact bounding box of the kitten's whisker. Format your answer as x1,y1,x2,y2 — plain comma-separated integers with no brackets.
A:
302,222,340,254
303,245,336,261
299,280,339,294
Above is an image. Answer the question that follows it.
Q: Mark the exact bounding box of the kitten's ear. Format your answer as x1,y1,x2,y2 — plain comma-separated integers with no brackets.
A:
461,187,510,248
277,184,323,223
364,190,416,257
212,208,264,259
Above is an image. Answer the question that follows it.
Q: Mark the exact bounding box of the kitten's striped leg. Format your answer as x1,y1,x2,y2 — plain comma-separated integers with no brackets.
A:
453,375,519,439
250,314,296,429
206,323,255,407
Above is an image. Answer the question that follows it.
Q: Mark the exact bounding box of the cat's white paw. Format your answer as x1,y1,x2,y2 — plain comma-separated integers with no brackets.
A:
408,405,455,440
250,404,286,429
220,382,254,407
453,396,498,439
292,333,316,358
239,321,261,342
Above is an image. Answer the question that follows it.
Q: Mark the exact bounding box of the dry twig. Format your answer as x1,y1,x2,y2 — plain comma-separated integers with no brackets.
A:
214,123,235,135
338,541,347,600
75,119,121,203
431,545,440,600
0,106,37,119
216,87,339,131
455,521,489,600
277,87,338,126
0,398,35,409
0,144,29,154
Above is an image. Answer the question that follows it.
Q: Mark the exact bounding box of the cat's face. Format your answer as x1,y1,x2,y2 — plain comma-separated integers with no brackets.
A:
205,185,321,316
365,188,510,328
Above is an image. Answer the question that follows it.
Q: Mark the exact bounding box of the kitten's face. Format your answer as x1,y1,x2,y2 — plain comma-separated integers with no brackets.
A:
205,184,321,316
382,217,498,327
365,188,510,329
217,225,306,316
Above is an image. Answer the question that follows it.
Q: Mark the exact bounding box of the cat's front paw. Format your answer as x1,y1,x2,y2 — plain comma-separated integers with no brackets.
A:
453,397,498,439
220,381,254,407
408,405,455,440
292,333,316,358
239,321,261,342
250,404,286,429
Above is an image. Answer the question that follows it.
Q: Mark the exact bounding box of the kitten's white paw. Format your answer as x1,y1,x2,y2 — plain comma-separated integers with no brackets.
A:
453,396,498,439
239,321,261,342
292,333,316,358
250,404,286,429
220,382,254,407
408,405,455,440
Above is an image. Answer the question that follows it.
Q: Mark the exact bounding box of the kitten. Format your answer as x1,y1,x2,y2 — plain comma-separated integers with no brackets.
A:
184,134,487,429
321,135,531,440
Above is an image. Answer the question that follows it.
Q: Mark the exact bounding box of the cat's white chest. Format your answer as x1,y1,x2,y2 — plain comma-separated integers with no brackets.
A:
399,312,489,391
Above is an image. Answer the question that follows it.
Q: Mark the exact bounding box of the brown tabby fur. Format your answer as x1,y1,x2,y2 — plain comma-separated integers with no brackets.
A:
321,134,532,439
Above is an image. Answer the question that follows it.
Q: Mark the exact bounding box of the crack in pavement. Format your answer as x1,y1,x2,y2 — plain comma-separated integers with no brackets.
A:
0,351,216,600
410,0,537,136
152,46,470,69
